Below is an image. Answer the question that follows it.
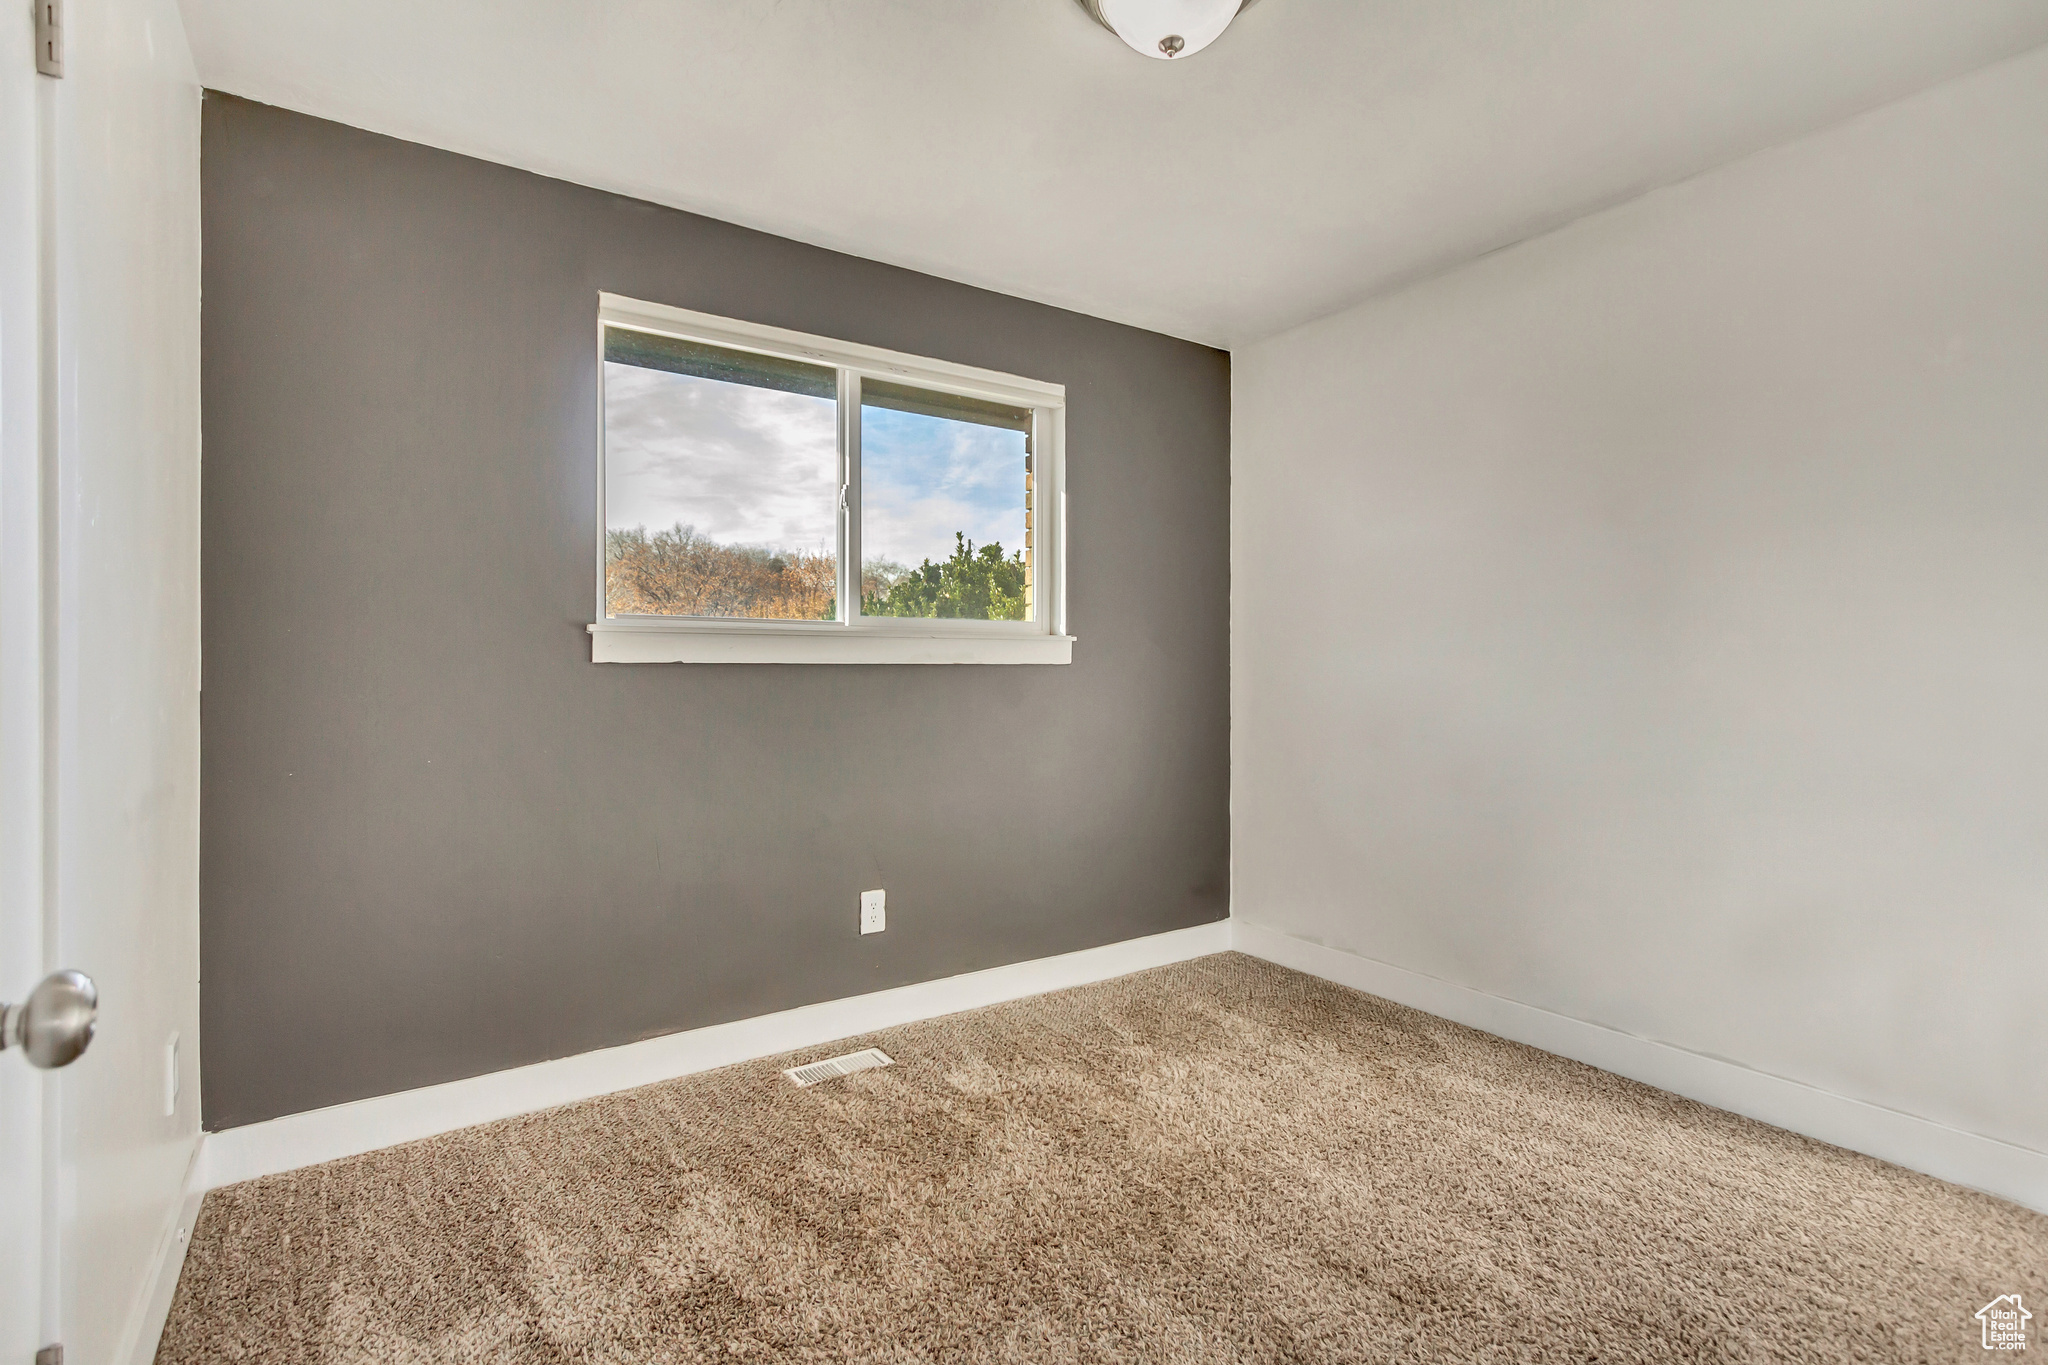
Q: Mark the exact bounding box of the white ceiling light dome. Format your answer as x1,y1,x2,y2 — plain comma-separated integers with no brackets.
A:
1076,0,1260,60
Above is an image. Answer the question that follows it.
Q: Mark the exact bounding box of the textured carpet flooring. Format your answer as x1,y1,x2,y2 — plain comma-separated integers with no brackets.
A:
159,954,2046,1363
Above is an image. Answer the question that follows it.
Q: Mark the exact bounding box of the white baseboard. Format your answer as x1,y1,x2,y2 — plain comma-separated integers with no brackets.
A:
1230,919,2048,1215
199,920,1231,1190
115,1137,206,1365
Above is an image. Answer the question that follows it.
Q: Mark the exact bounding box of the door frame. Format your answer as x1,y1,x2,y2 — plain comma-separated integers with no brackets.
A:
0,11,55,1360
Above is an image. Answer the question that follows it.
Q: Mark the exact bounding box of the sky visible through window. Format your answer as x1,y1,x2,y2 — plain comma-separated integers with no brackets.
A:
603,361,838,554
604,361,1027,569
860,405,1026,571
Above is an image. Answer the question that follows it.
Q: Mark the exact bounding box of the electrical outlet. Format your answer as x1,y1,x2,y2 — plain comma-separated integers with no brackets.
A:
164,1033,179,1117
860,889,885,935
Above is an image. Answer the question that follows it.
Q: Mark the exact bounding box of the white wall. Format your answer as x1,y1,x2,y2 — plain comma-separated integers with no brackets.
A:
1233,44,2048,1161
37,0,202,1360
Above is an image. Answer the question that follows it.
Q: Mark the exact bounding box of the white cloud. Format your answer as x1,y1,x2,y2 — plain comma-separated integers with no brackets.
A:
860,410,1027,568
603,362,838,554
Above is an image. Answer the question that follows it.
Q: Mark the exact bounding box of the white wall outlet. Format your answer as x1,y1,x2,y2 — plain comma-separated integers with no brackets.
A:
860,889,886,935
163,1033,180,1117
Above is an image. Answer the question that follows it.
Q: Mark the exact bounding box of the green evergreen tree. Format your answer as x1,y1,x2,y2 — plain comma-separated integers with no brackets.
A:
863,533,1026,621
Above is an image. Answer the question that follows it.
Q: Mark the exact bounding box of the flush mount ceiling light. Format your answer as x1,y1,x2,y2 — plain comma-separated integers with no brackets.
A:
1076,0,1260,60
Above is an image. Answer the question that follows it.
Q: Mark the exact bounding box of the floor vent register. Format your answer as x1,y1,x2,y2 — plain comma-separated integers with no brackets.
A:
783,1048,894,1087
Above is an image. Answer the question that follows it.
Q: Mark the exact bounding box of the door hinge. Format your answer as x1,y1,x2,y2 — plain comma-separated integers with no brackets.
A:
35,0,64,77
36,1345,63,1365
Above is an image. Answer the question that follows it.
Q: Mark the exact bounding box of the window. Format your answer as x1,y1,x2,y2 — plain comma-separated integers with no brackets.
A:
590,295,1069,664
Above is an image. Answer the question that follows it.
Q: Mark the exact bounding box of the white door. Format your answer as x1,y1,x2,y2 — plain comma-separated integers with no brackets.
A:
2,1,204,1361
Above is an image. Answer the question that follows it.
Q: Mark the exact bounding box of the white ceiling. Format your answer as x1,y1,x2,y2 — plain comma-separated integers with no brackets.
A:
176,1,2048,346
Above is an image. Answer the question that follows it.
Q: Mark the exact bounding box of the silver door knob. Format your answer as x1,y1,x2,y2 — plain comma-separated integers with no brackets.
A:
2,970,98,1069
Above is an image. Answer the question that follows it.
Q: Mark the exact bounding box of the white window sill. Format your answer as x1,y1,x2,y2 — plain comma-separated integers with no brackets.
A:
588,622,1075,665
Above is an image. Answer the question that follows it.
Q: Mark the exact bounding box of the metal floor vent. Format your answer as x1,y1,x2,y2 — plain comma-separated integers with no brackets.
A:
784,1047,893,1087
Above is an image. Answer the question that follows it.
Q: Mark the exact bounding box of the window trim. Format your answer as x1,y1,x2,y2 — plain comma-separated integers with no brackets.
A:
589,294,1072,665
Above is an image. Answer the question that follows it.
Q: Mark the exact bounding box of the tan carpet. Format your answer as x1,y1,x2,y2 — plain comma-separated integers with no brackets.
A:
158,954,2045,1363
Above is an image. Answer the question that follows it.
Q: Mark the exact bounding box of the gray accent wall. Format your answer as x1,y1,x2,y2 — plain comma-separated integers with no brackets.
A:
200,94,1229,1129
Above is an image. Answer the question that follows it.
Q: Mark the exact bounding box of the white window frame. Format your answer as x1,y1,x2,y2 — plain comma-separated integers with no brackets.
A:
589,294,1072,665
